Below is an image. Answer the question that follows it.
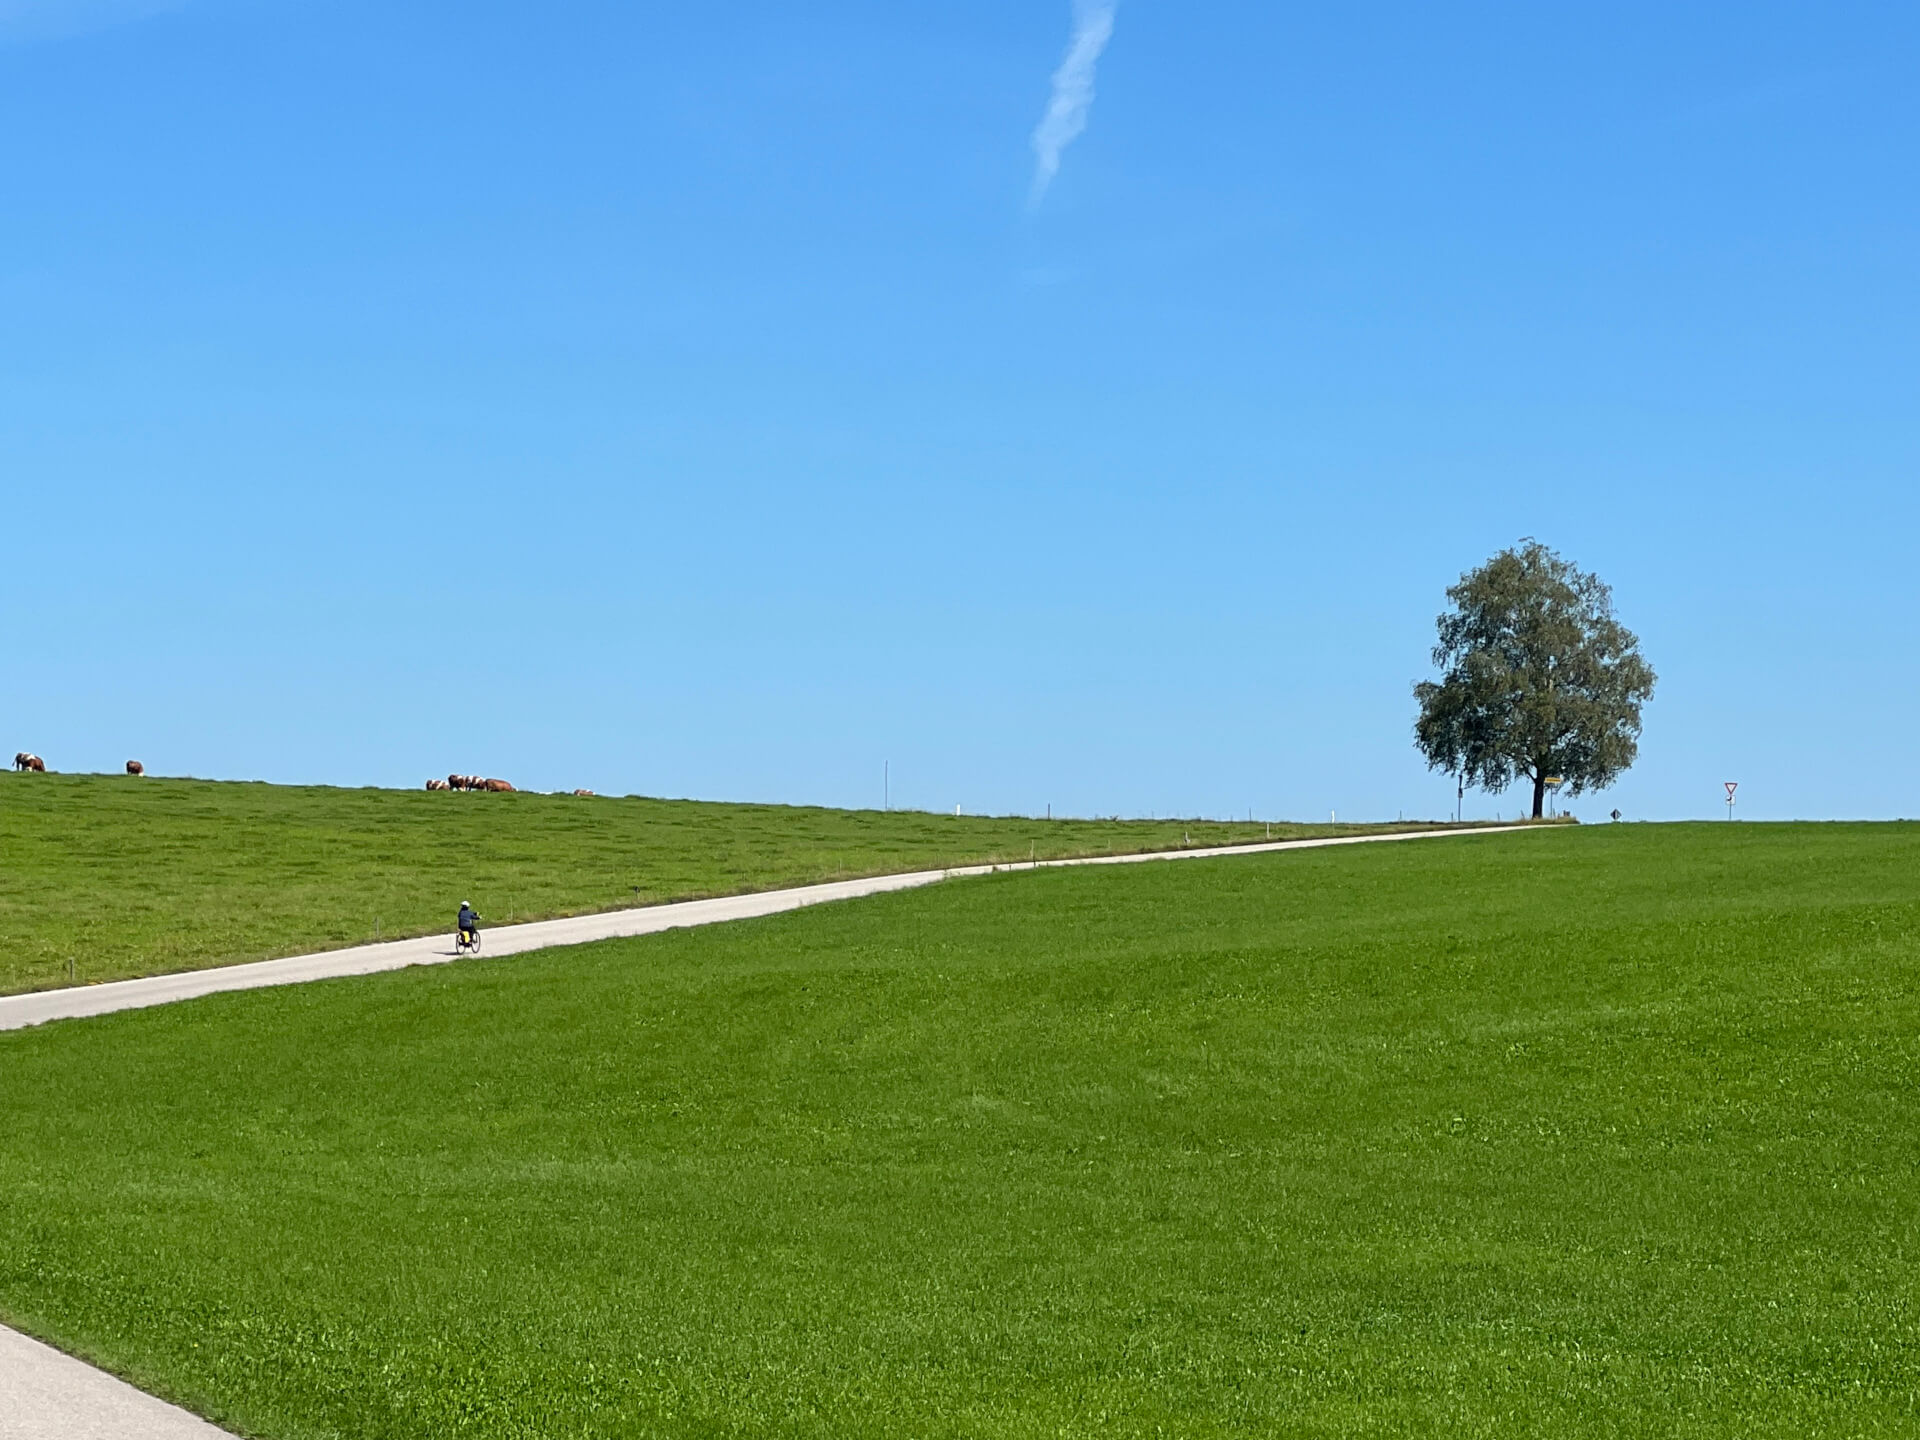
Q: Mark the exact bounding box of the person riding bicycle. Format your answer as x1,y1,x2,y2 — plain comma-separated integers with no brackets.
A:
457,901,480,946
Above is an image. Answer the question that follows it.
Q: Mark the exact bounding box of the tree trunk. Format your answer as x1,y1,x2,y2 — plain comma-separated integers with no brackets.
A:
1531,773,1546,820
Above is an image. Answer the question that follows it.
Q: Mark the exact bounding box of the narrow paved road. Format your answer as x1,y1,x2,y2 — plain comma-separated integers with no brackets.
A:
0,822,1540,1440
0,826,1532,1035
0,1325,234,1439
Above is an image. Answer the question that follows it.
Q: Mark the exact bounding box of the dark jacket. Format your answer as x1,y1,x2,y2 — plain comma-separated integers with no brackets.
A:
458,906,480,933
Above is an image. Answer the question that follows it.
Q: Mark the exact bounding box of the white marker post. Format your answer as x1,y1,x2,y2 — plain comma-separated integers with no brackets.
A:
1725,781,1738,820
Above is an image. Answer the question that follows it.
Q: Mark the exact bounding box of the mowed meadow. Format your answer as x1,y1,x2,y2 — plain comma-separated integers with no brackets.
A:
0,772,1422,993
0,823,1914,1437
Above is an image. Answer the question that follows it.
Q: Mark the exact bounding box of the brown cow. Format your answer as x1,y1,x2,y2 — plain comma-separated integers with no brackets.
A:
426,778,451,790
572,789,595,797
14,753,44,773
480,778,515,792
126,760,145,776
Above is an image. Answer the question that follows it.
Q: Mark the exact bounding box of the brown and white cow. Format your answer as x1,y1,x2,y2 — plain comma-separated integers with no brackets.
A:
572,789,595,797
126,760,145,776
426,778,451,790
480,778,515,792
14,753,44,772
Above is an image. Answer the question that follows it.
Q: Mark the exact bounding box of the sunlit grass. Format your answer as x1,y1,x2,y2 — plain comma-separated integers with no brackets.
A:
0,772,1445,993
1,822,1913,1436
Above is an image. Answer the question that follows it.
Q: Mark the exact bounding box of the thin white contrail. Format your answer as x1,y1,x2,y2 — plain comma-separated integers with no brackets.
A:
1030,0,1116,204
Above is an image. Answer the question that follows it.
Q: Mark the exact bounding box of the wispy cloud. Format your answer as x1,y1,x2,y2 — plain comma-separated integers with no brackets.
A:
0,0,186,43
1030,0,1116,205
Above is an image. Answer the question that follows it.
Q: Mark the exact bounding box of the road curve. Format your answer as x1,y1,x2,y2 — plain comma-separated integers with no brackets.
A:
0,823,1544,1438
0,825,1536,1035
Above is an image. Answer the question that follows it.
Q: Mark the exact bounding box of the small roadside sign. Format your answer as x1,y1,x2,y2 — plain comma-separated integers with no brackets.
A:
1725,782,1738,819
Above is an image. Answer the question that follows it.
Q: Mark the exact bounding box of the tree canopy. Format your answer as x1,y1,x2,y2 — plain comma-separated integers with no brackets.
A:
1414,542,1655,819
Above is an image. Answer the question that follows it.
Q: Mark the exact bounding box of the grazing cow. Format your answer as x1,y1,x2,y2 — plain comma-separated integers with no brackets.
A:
481,778,515,792
126,760,145,776
572,789,595,797
15,753,44,773
426,778,451,791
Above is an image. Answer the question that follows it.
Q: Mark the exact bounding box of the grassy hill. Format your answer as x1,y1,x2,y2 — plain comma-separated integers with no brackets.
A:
0,772,1437,994
1,822,1914,1437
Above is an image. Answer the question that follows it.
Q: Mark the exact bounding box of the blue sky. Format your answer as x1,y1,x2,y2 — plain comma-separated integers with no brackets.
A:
4,2,1917,822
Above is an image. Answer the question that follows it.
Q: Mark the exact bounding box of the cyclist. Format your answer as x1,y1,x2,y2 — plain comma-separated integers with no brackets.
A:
457,900,480,949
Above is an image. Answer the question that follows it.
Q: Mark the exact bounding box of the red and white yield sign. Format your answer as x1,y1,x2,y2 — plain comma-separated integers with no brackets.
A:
1725,781,1738,817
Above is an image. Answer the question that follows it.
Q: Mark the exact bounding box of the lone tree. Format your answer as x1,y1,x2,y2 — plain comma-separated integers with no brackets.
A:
1414,542,1655,820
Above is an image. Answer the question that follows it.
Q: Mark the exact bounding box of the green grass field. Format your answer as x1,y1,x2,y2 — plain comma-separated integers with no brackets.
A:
0,772,1432,994
1,822,1914,1437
